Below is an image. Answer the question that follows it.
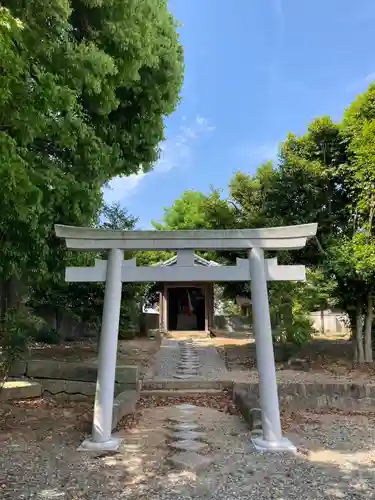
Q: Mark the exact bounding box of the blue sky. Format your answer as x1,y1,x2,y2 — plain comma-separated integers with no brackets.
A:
104,0,375,228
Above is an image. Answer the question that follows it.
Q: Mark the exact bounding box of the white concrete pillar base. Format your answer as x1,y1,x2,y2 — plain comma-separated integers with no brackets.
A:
252,436,296,453
77,436,123,452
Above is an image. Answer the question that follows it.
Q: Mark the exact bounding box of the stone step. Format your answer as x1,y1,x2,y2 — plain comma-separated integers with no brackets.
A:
0,380,42,400
141,388,225,397
142,379,232,391
112,390,140,429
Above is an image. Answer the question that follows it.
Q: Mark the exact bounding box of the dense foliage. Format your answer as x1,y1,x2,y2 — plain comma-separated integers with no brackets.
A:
0,1,183,373
155,87,375,361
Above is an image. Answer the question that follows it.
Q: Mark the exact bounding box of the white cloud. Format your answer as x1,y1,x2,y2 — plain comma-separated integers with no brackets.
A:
103,115,214,203
273,0,284,34
102,173,146,204
235,142,280,167
346,72,375,93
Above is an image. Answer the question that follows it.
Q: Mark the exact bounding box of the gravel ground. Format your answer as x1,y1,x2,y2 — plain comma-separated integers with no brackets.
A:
1,398,375,499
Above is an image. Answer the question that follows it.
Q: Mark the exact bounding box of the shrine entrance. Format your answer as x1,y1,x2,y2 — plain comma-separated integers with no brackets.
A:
167,286,206,332
55,222,317,454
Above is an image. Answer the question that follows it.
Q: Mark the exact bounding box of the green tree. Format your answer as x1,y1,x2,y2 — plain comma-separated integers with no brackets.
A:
153,189,236,231
29,202,144,341
0,1,183,320
155,101,375,355
154,184,318,347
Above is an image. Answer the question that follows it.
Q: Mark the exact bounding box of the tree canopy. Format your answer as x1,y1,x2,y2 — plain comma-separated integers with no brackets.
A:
0,1,183,316
155,86,375,361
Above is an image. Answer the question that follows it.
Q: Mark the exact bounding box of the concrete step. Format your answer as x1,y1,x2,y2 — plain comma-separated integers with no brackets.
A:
112,389,139,429
142,379,233,391
141,388,224,397
165,331,210,340
1,379,42,400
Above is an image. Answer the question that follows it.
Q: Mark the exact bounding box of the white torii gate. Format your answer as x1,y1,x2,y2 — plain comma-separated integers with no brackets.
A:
55,222,317,453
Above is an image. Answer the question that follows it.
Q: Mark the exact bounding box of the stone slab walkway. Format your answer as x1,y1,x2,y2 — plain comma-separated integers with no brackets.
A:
114,404,255,498
144,337,229,382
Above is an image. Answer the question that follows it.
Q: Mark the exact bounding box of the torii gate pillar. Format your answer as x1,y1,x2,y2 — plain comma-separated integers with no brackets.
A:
79,248,124,451
249,247,294,451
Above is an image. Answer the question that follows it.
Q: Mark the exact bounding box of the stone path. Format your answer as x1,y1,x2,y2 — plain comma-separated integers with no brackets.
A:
144,337,229,383
121,337,261,496
115,403,255,498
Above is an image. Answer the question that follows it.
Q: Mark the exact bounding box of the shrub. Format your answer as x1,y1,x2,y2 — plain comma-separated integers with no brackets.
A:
32,326,61,345
0,307,44,383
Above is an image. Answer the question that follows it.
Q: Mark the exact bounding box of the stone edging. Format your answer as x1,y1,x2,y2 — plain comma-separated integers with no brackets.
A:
233,380,375,437
8,360,139,400
234,381,375,411
112,388,141,430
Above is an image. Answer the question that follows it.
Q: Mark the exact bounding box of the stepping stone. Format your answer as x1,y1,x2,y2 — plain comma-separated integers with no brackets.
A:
168,414,198,424
171,430,206,440
168,451,213,471
168,422,200,431
169,440,208,452
175,404,198,410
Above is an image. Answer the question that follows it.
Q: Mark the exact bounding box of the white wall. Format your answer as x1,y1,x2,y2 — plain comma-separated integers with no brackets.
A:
310,310,350,334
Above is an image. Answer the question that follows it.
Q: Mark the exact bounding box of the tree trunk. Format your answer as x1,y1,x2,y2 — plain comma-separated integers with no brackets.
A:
348,309,358,361
364,292,373,363
0,276,20,320
320,308,325,334
355,302,365,364
0,278,8,322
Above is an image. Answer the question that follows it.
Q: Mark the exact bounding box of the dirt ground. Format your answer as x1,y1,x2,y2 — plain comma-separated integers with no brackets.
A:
214,334,375,380
26,333,375,380
29,337,161,377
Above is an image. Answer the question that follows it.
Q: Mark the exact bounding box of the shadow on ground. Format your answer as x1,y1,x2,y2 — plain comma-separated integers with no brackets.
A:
1,399,375,499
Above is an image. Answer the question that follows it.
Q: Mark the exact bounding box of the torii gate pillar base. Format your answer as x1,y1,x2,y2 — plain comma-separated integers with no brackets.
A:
77,437,123,452
252,436,296,453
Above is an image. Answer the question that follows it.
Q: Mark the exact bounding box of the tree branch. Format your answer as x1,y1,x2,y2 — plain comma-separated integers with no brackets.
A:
314,236,326,255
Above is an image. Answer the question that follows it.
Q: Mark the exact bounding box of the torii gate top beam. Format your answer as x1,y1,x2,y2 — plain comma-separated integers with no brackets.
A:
55,223,317,251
